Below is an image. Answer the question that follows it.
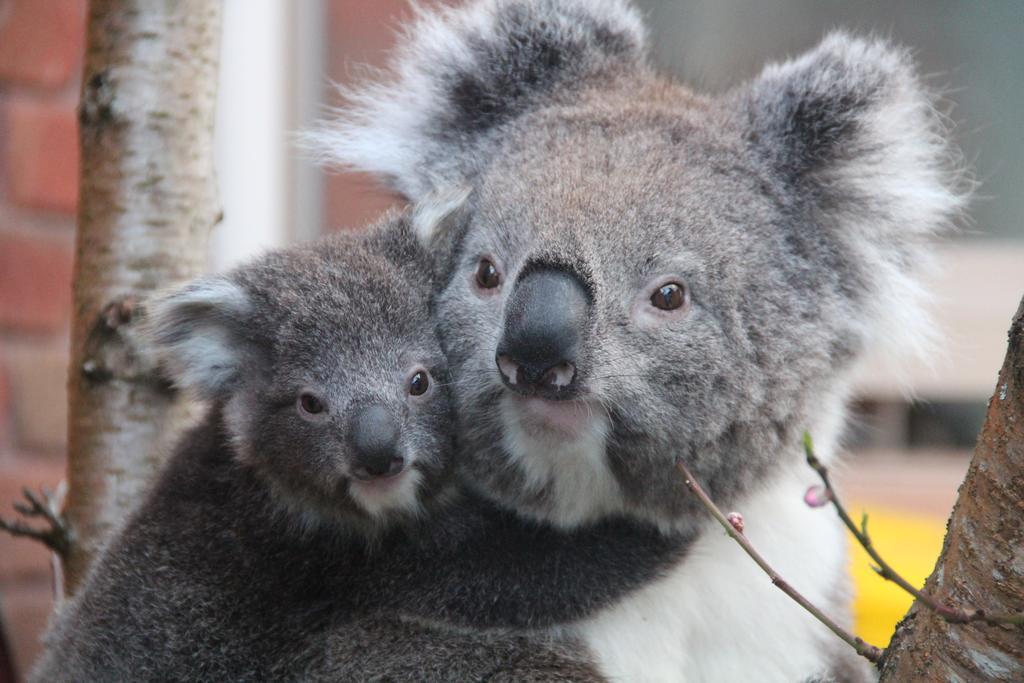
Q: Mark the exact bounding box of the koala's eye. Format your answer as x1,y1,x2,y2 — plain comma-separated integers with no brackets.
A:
298,392,326,415
650,282,688,311
409,370,430,396
474,258,501,289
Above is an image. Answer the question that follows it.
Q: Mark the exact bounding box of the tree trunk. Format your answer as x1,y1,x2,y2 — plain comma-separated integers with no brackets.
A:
879,295,1024,681
65,1,222,595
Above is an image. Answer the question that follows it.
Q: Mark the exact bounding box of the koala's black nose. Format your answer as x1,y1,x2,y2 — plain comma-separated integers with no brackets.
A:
496,267,591,398
350,405,404,480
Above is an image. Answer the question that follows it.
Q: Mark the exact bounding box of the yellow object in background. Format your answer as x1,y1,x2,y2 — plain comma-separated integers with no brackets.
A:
848,504,947,646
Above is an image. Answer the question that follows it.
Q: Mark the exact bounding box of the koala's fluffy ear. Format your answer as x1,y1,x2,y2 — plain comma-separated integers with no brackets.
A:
144,278,254,400
364,188,472,286
307,0,648,201
738,32,968,368
737,31,966,240
411,186,474,282
411,186,472,248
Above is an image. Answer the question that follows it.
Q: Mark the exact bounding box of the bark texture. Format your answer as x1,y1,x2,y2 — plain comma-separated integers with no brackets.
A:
879,295,1024,681
66,1,222,595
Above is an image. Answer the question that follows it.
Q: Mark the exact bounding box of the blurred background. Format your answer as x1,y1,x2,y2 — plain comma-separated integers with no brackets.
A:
0,0,1020,678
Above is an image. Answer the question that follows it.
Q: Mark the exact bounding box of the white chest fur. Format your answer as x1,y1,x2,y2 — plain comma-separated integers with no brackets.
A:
571,468,851,682
499,395,624,527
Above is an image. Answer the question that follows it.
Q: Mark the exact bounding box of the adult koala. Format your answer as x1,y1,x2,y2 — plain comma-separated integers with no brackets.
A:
315,0,964,680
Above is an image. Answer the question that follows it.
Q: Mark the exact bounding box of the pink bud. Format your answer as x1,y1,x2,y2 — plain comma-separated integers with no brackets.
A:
804,485,833,508
726,511,744,534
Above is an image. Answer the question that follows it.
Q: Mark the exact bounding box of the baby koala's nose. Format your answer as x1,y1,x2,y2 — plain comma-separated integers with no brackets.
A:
350,405,404,480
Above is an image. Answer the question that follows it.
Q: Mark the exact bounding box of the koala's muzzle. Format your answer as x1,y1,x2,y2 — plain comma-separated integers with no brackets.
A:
496,268,590,399
350,405,404,480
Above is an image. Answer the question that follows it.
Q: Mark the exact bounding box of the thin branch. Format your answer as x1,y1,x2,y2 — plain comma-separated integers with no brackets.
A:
675,459,884,663
0,486,70,558
802,432,1023,627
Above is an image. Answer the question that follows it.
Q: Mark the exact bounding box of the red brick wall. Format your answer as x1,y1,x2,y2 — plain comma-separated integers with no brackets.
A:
0,0,86,678
323,0,410,232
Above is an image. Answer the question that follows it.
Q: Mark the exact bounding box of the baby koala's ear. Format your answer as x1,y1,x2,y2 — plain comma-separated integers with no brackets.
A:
144,277,254,400
367,186,473,286
411,185,472,248
411,185,473,283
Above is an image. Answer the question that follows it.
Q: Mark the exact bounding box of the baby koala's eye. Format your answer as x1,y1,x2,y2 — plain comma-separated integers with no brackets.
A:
474,258,501,289
297,392,326,415
650,282,688,311
408,370,430,396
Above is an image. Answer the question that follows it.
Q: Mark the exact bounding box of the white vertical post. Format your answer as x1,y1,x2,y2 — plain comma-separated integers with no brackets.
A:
211,0,286,271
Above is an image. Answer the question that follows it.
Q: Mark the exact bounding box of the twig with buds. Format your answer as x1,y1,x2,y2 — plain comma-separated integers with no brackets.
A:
801,432,1023,627
675,459,884,663
0,485,70,559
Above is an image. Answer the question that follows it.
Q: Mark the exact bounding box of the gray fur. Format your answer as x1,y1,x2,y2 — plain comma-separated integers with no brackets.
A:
33,212,689,682
316,1,965,679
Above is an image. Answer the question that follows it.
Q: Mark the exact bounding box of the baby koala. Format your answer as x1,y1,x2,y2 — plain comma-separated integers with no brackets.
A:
32,211,625,681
